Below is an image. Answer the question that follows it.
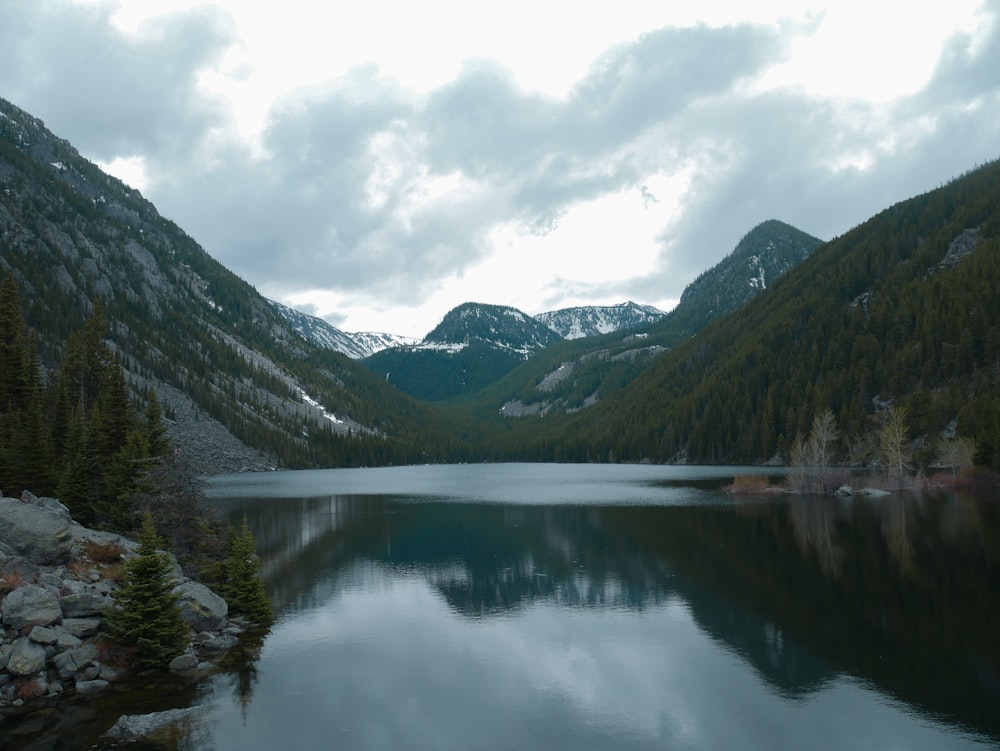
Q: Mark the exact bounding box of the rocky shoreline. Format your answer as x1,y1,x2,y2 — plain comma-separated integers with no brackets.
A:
0,490,244,715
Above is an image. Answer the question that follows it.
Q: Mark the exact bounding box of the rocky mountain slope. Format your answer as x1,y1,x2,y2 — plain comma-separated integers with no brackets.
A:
456,219,822,417
0,97,461,472
535,301,665,339
663,219,823,337
268,300,417,359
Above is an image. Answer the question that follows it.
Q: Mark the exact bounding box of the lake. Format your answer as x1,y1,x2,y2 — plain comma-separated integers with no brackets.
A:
7,464,1000,749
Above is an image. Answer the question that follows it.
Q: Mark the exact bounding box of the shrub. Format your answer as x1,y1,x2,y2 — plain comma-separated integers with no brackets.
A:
0,570,27,594
724,475,773,494
15,677,47,701
83,540,124,564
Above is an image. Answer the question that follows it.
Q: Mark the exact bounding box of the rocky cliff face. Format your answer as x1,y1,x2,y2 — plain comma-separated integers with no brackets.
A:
1,96,455,472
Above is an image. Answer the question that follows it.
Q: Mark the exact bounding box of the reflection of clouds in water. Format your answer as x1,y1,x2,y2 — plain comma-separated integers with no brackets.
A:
209,567,993,751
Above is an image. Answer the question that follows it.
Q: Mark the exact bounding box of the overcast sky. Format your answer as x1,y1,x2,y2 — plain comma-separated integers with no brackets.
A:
2,0,999,337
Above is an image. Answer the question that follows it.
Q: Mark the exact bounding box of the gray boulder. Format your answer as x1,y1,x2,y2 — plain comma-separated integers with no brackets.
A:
53,624,83,649
53,643,98,680
0,496,73,564
198,633,238,652
61,590,114,618
74,678,109,696
28,625,58,645
105,706,210,741
1,584,62,629
168,653,198,672
7,637,46,676
60,617,102,638
172,581,228,632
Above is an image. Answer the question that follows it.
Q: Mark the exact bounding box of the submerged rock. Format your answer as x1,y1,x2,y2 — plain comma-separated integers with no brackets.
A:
104,705,210,740
73,678,108,696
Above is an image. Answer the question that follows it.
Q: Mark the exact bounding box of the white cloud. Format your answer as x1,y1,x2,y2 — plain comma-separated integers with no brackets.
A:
2,0,998,337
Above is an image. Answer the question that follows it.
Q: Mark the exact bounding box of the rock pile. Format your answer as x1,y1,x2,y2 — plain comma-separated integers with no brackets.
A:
0,491,240,710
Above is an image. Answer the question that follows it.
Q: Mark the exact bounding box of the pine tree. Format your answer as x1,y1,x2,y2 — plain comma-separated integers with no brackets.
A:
104,511,189,668
143,389,171,459
223,517,273,625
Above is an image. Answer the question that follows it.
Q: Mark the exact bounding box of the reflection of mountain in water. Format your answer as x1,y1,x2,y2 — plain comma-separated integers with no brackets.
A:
213,489,1000,738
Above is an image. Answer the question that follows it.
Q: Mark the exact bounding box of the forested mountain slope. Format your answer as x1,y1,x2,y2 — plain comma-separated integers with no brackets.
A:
362,302,564,402
0,97,473,471
506,160,1000,467
453,219,821,417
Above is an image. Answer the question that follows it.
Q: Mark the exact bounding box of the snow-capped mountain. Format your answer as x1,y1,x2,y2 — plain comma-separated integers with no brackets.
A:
362,302,564,402
425,302,563,353
535,301,666,340
269,300,417,358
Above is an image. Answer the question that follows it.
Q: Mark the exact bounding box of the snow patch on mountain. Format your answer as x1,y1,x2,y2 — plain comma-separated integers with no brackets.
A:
269,300,416,358
535,301,666,339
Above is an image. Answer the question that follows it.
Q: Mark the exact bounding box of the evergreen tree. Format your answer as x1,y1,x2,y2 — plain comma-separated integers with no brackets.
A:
223,517,273,625
104,511,189,668
143,389,171,459
57,401,101,524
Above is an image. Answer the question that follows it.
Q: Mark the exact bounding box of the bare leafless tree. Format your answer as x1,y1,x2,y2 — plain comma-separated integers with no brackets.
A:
880,406,911,490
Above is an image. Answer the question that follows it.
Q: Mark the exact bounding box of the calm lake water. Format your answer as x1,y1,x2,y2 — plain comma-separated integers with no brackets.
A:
7,464,1000,749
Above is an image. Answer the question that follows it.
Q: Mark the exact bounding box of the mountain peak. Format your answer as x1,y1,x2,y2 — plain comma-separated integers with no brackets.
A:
424,302,562,353
535,301,666,339
676,219,823,315
268,300,416,358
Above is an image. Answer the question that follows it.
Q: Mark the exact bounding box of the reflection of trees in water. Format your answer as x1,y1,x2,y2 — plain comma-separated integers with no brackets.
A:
0,673,211,751
640,491,1000,738
883,496,914,574
214,487,1000,739
220,627,269,726
784,493,988,579
788,498,843,577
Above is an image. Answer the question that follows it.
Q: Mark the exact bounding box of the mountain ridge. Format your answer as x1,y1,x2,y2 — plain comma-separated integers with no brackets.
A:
450,219,822,417
268,300,417,358
5,94,996,472
535,301,666,339
0,95,468,472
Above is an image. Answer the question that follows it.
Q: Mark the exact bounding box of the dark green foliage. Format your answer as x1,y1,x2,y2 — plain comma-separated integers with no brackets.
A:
0,274,55,495
54,310,141,527
451,220,821,418
223,518,273,625
500,159,1000,468
0,95,486,470
130,449,224,581
143,390,170,459
362,302,564,402
2,93,998,474
104,512,189,669
365,341,535,402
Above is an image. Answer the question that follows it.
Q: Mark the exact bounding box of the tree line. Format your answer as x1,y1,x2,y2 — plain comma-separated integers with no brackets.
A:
1,271,273,667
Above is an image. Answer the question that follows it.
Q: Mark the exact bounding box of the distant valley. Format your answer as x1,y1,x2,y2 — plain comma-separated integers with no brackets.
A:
2,95,998,472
